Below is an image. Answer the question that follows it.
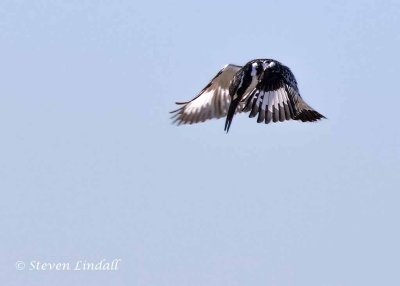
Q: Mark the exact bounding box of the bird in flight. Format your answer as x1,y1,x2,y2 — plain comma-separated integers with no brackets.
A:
170,59,325,132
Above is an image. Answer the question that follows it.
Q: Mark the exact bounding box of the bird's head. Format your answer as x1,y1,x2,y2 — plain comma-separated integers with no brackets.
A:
262,60,276,70
250,61,265,76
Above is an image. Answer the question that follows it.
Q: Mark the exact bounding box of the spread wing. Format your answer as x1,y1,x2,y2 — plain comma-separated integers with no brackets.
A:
170,64,242,125
243,65,326,124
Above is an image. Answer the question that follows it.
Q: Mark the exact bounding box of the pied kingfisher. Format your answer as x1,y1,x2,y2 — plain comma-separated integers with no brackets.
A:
170,59,326,132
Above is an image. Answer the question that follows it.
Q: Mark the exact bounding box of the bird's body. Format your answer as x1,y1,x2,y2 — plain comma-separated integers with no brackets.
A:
171,59,325,132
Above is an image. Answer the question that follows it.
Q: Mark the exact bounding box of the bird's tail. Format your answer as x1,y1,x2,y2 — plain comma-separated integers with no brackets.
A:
224,98,240,133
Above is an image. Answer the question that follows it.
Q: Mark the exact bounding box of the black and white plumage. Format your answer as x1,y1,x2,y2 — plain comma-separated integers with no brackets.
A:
171,59,325,132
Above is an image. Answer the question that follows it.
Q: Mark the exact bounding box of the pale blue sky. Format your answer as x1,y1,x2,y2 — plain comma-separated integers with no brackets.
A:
1,0,400,285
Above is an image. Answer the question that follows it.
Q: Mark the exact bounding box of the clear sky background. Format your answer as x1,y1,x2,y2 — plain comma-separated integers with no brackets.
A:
1,0,400,285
